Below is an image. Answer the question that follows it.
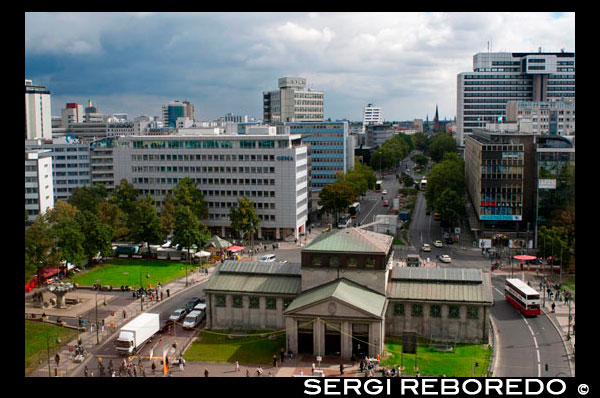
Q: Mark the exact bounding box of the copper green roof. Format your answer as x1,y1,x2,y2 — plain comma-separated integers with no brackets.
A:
284,278,387,319
303,228,393,254
387,268,493,304
203,261,301,295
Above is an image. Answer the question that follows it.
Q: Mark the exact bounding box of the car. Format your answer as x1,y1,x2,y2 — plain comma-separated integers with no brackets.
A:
383,200,390,207
259,254,277,262
382,189,388,195
433,240,443,248
182,310,204,329
421,244,431,252
442,232,450,239
444,237,454,245
169,308,188,322
438,254,452,263
185,297,203,312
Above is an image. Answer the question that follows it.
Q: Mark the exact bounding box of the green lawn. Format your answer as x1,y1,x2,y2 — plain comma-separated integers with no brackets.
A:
67,259,193,288
184,330,286,365
381,337,491,377
25,321,78,376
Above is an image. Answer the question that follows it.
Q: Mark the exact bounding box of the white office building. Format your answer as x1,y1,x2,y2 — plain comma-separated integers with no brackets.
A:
25,80,52,140
363,103,383,132
112,127,309,240
505,100,575,136
25,149,54,222
457,51,575,147
25,137,92,203
263,77,324,123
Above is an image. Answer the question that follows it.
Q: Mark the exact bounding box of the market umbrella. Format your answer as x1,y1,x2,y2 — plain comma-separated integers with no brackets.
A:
513,254,537,271
227,245,245,252
194,250,211,258
207,236,232,250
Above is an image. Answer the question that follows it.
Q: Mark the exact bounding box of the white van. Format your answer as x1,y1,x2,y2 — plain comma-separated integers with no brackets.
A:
182,310,203,329
259,254,277,262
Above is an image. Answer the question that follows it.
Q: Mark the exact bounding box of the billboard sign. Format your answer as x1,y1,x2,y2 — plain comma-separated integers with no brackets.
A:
480,215,522,221
479,239,492,249
538,179,557,189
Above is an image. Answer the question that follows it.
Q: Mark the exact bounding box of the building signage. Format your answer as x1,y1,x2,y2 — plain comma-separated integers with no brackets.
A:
508,239,533,249
538,179,557,189
502,151,521,160
276,156,294,161
480,215,522,221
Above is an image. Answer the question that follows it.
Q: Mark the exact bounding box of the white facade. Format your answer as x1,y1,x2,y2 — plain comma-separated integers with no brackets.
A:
505,100,575,136
25,80,52,140
263,77,324,123
25,138,92,203
61,104,85,128
457,51,575,147
25,150,54,222
363,103,383,133
112,131,309,240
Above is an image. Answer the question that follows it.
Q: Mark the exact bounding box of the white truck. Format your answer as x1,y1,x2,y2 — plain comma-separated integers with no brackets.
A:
115,313,160,356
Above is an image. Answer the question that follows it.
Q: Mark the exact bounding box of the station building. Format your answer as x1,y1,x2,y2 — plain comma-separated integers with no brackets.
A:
203,228,493,360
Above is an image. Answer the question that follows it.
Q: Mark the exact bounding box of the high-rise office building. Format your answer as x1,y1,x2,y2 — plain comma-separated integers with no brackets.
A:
162,100,195,128
25,79,52,140
263,77,324,123
61,103,85,128
362,103,383,133
457,51,575,147
25,149,54,222
505,100,575,136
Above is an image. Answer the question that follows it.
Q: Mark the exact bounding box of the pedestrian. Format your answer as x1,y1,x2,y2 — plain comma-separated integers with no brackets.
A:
280,347,285,363
235,360,240,372
151,361,156,374
246,369,250,377
273,354,278,368
312,363,316,375
204,368,209,377
55,353,60,367
84,365,89,377
90,370,94,377
179,357,184,372
551,302,556,313
123,309,127,319
133,365,137,377
340,363,344,375
160,291,164,301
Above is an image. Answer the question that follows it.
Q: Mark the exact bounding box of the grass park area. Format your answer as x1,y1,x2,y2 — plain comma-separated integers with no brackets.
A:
184,330,286,365
25,320,78,376
381,337,492,377
67,258,199,289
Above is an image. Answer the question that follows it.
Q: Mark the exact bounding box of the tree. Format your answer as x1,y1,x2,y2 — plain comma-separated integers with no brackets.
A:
428,134,457,163
435,188,467,223
110,179,139,225
173,177,208,221
159,193,177,239
229,197,261,249
25,214,59,283
318,182,355,223
425,154,465,212
172,205,210,286
68,184,108,213
77,210,114,267
129,195,163,253
47,202,86,268
412,132,428,152
98,200,130,241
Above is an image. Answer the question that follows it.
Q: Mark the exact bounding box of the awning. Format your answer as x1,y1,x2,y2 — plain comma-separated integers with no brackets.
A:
227,245,245,252
194,250,211,258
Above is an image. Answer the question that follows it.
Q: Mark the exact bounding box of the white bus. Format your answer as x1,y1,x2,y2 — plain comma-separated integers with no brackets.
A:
505,278,541,316
375,180,383,192
337,214,352,228
419,178,427,190
349,202,361,218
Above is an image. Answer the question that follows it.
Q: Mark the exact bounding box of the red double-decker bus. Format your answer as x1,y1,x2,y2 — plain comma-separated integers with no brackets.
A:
505,278,541,316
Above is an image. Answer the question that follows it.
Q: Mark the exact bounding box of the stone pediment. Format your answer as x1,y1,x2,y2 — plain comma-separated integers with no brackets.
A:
286,297,383,320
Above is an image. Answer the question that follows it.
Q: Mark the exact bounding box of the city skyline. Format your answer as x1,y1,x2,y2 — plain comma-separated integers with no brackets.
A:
25,12,574,122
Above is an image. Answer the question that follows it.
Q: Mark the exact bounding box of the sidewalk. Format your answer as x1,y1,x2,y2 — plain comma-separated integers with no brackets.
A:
27,266,215,377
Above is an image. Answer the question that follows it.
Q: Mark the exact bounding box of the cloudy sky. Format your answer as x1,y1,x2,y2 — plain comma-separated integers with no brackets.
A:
25,12,575,122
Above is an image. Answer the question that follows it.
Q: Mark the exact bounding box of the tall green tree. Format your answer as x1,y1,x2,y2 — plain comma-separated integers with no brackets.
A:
47,202,86,268
435,188,467,223
110,179,139,225
229,197,261,248
129,195,163,254
425,154,465,212
68,184,108,213
77,210,114,267
25,214,60,282
172,205,210,285
159,193,177,238
318,182,355,223
173,177,208,221
428,133,457,163
98,200,129,241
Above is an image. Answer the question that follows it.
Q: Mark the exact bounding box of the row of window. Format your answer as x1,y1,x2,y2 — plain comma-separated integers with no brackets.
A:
393,303,479,319
132,153,283,162
464,93,532,98
215,295,293,309
464,80,532,86
132,165,278,175
55,180,91,185
207,213,277,221
465,87,538,92
132,177,279,187
54,171,90,176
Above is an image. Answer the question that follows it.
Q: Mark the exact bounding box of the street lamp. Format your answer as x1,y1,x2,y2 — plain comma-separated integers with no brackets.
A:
95,279,101,344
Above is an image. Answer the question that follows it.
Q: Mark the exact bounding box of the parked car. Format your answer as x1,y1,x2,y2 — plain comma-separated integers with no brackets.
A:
444,237,453,245
433,240,443,248
382,189,388,195
383,200,390,207
421,244,431,252
182,310,204,329
169,308,188,322
438,254,452,263
259,254,277,262
185,297,203,312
